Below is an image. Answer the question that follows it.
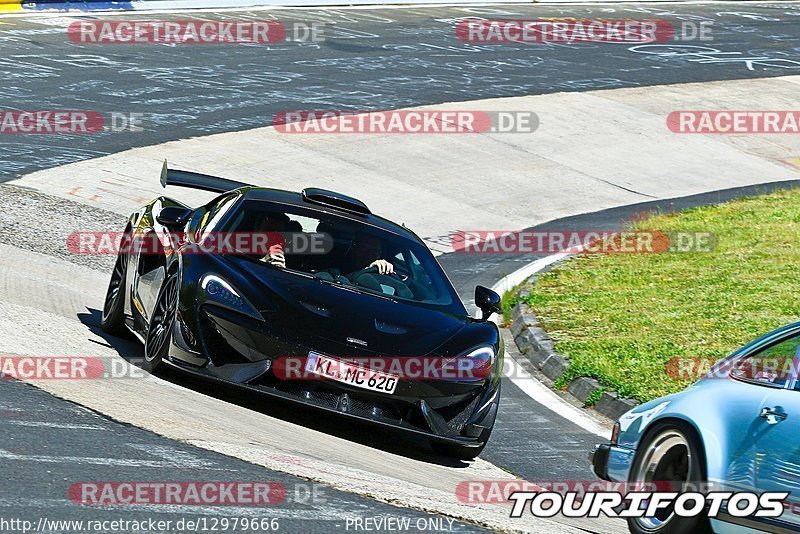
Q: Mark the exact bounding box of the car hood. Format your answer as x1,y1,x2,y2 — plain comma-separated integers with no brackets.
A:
236,259,469,358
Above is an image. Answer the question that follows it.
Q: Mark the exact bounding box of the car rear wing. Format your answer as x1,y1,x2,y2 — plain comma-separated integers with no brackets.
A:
160,159,251,194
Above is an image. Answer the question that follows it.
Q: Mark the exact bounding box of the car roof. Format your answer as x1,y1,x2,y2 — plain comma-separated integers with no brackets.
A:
239,187,425,244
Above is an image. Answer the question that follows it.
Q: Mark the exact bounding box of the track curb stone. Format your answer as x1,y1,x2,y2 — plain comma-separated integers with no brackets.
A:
509,301,640,421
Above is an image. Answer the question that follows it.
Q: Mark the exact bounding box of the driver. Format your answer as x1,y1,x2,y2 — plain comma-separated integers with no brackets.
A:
346,233,393,275
343,233,414,298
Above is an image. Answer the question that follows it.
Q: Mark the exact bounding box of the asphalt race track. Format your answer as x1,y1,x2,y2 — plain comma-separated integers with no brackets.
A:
1,3,800,177
0,379,484,534
1,3,800,533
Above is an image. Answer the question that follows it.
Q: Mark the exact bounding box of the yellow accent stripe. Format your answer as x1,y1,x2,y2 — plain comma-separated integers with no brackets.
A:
0,4,22,12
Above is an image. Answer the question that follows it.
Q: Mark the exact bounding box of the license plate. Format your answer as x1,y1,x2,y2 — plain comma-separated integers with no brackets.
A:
305,352,398,394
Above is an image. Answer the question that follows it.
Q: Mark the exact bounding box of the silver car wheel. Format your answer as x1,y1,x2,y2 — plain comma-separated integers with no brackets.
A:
631,428,691,531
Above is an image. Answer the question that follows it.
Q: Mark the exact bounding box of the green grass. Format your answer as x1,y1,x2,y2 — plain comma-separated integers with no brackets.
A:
523,188,800,402
501,289,522,325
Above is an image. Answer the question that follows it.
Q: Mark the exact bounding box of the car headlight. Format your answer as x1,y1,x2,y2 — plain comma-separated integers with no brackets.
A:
441,346,496,381
462,346,496,378
200,274,262,321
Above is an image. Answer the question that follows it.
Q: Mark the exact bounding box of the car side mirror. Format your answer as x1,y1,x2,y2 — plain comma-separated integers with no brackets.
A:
156,206,192,228
475,285,501,321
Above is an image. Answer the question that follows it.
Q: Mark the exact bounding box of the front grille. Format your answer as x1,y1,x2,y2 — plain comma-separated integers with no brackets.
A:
271,382,404,424
275,382,339,409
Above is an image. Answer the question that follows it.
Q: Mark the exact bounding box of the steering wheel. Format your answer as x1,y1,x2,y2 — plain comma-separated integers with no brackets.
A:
348,266,414,298
349,265,406,282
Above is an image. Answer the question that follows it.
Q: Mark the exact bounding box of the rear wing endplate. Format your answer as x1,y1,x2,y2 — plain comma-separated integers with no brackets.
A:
160,160,251,194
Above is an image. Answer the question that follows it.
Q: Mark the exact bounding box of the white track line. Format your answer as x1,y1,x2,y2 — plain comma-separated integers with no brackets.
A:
3,420,105,430
490,252,573,298
0,447,226,470
491,248,614,439
504,358,611,439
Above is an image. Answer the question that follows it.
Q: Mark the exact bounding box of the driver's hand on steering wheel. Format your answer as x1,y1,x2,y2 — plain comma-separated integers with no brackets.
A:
369,259,394,275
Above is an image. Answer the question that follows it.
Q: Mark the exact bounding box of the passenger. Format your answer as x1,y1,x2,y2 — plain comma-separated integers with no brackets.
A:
256,213,289,268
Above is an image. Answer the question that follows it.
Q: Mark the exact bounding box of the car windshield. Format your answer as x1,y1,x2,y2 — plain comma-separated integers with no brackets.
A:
222,199,460,309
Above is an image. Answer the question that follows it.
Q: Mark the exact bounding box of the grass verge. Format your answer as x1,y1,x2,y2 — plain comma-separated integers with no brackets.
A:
523,187,800,402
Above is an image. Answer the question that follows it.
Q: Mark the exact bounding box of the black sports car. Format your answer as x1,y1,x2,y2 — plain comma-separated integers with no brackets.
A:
101,162,503,459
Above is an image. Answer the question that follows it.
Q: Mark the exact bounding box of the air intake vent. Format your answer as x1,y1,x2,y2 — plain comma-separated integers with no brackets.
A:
302,188,371,215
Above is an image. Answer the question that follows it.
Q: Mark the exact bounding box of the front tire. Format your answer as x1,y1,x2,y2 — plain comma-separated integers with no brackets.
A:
143,271,178,374
627,423,712,534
